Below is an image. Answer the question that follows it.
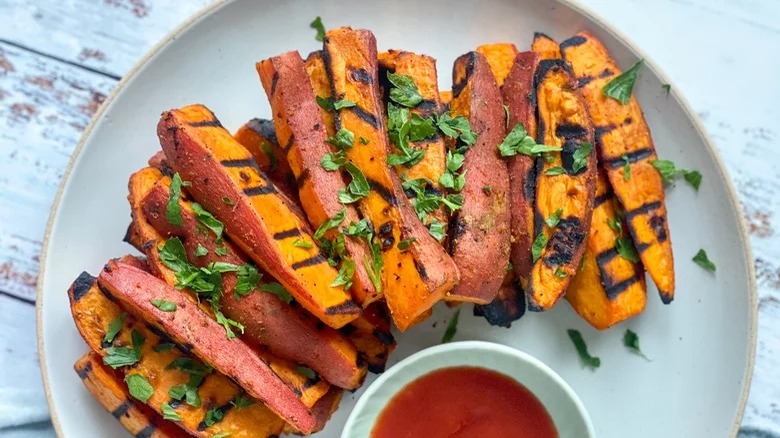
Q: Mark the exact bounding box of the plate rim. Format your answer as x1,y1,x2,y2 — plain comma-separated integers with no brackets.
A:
35,0,758,436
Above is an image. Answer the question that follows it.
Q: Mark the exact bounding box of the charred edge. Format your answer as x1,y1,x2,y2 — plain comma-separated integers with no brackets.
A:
270,70,280,96
660,291,674,305
302,374,321,388
325,300,361,315
624,201,662,220
220,158,261,171
111,401,131,418
71,271,97,301
523,165,537,203
534,59,574,94
246,118,278,144
135,425,155,438
416,99,439,113
543,217,586,266
76,361,93,380
373,328,396,346
532,161,546,237
368,362,387,374
594,124,616,145
599,68,614,79
188,117,223,128
378,222,394,251
350,67,373,84
561,139,587,175
346,105,379,128
555,123,588,140
159,160,174,178
122,223,134,244
473,284,526,328
282,134,296,153
526,296,545,312
635,241,651,253
448,215,467,254
243,185,277,196
649,214,668,242
321,44,342,131
292,387,303,397
594,189,614,207
576,76,593,88
604,147,653,169
533,31,554,41
291,254,327,270
296,168,311,189
596,247,619,267
559,35,588,50
340,324,357,335
367,179,397,206
98,284,118,303
197,402,233,431
604,276,642,300
452,52,477,98
413,258,429,281
378,64,393,104
273,228,301,240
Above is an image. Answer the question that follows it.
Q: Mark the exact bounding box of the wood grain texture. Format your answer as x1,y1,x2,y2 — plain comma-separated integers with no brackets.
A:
0,0,777,435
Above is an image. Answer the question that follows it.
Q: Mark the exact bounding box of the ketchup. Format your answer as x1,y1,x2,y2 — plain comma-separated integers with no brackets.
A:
371,366,558,438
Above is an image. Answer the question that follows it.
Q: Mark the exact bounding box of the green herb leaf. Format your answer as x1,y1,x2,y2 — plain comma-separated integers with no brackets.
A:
506,262,514,272
212,433,232,438
314,208,346,240
316,96,356,111
428,219,446,242
482,185,492,195
331,258,356,290
398,237,416,251
204,406,225,427
153,343,175,352
359,136,369,145
194,244,208,257
683,170,702,190
232,394,255,410
650,159,677,184
151,299,177,312
295,366,317,380
166,173,190,227
222,197,234,206
545,208,563,228
387,72,423,107
131,329,145,358
606,217,621,233
161,402,182,422
316,95,334,111
191,202,224,242
603,60,643,104
567,329,600,368
125,374,153,403
434,112,477,146
338,162,370,204
215,310,244,339
409,113,436,141
622,155,631,180
166,357,212,376
103,313,126,344
103,346,139,369
442,309,460,343
214,244,227,256
327,127,355,150
532,232,548,263
545,166,566,176
440,194,464,213
310,16,325,42
662,83,671,95
293,239,314,249
334,99,356,110
615,236,640,262
554,267,567,279
169,373,204,407
159,238,190,272
259,282,293,303
571,142,593,173
692,249,716,272
259,142,278,171
623,329,649,360
234,264,262,297
499,122,561,158
321,150,346,171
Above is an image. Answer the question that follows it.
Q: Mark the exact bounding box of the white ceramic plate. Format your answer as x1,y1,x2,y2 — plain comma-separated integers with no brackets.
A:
37,0,757,437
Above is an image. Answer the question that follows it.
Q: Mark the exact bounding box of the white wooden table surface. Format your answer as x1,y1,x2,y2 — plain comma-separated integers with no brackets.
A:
0,0,777,436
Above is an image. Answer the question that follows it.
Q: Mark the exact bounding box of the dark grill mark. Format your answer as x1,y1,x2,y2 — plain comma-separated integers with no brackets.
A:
76,362,92,380
325,300,360,315
378,222,394,250
220,158,261,170
599,68,614,78
624,201,662,220
302,374,321,388
168,398,183,409
560,35,588,50
543,217,586,266
367,179,397,206
524,166,537,202
561,139,586,175
594,124,616,144
273,228,301,240
291,254,327,270
635,241,651,253
350,67,373,84
448,215,467,253
71,271,96,301
270,70,279,96
246,118,278,144
577,75,593,87
188,118,223,128
282,134,296,152
604,147,653,169
594,190,614,207
111,401,131,418
596,247,619,266
243,185,277,196
416,99,439,113
122,223,134,244
604,276,641,300
373,329,395,346
135,425,155,438
452,52,477,98
347,105,379,128
368,362,387,374
650,214,668,242
413,259,429,281
296,168,311,189
555,123,588,140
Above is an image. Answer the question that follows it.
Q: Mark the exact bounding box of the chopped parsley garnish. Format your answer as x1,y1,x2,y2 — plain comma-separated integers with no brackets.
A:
321,150,347,171
215,310,244,339
331,258,356,290
191,202,224,242
338,162,370,204
161,402,182,422
293,238,314,249
650,159,702,190
310,16,325,42
571,142,593,173
314,208,346,240
234,263,262,297
603,60,643,104
567,329,600,369
166,173,190,227
606,217,621,232
441,308,460,343
103,312,126,344
545,166,565,176
204,407,225,427
387,104,426,167
386,72,423,107
214,244,227,256
439,150,467,192
545,208,563,228
482,185,492,195
684,170,702,190
295,366,317,380
359,136,369,145
103,329,145,369
398,237,416,251
194,244,208,257
434,112,477,146
662,84,671,95
692,249,716,272
151,299,177,312
623,329,649,360
427,219,446,242
222,196,234,206
531,232,547,263
316,96,356,111
259,282,293,303
622,155,631,180
341,219,384,293
153,343,175,352
327,127,355,150
554,267,568,279
168,372,204,408
232,394,255,410
615,236,640,263
498,122,560,157
125,374,153,403
260,142,277,171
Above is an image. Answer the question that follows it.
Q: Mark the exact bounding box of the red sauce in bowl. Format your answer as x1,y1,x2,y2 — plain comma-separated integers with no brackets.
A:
371,366,558,438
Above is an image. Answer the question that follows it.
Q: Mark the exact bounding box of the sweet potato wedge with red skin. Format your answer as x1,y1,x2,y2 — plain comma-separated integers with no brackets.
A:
148,151,175,178
531,32,561,60
97,260,317,433
446,51,510,303
74,353,190,438
257,50,381,307
501,52,542,287
68,272,286,437
476,43,519,86
342,302,396,374
323,27,460,330
233,118,299,202
305,51,338,138
141,179,366,389
560,31,674,302
157,104,360,329
526,58,597,311
473,271,526,328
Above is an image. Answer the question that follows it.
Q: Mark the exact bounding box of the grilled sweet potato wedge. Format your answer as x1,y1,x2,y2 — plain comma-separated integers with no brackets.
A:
476,43,519,86
561,31,674,302
502,52,542,287
473,271,526,327
446,51,510,303
68,272,286,437
305,51,337,138
323,27,459,330
526,59,597,310
342,302,396,374
141,179,367,389
566,173,647,328
531,32,561,60
96,260,317,433
74,353,190,438
157,104,360,328
440,90,453,106
378,49,449,232
257,50,381,307
233,118,298,201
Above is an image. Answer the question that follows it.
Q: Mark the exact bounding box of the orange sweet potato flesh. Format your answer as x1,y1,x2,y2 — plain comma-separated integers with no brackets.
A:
378,50,450,234
140,179,367,389
67,272,286,437
74,353,190,438
323,27,459,330
561,31,674,303
257,50,381,307
446,51,510,303
305,51,337,138
526,59,597,311
476,43,519,86
531,32,561,60
567,170,647,329
342,302,396,374
440,90,453,106
233,118,299,201
96,260,316,433
157,104,360,328
501,52,542,288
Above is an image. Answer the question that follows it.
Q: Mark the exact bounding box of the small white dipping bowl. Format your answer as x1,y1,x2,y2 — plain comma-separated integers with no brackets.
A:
341,341,594,438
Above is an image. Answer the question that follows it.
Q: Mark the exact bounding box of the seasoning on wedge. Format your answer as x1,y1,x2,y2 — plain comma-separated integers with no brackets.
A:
446,51,510,303
476,43,519,86
560,31,674,303
157,104,361,328
323,27,459,330
342,302,397,374
233,118,298,201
